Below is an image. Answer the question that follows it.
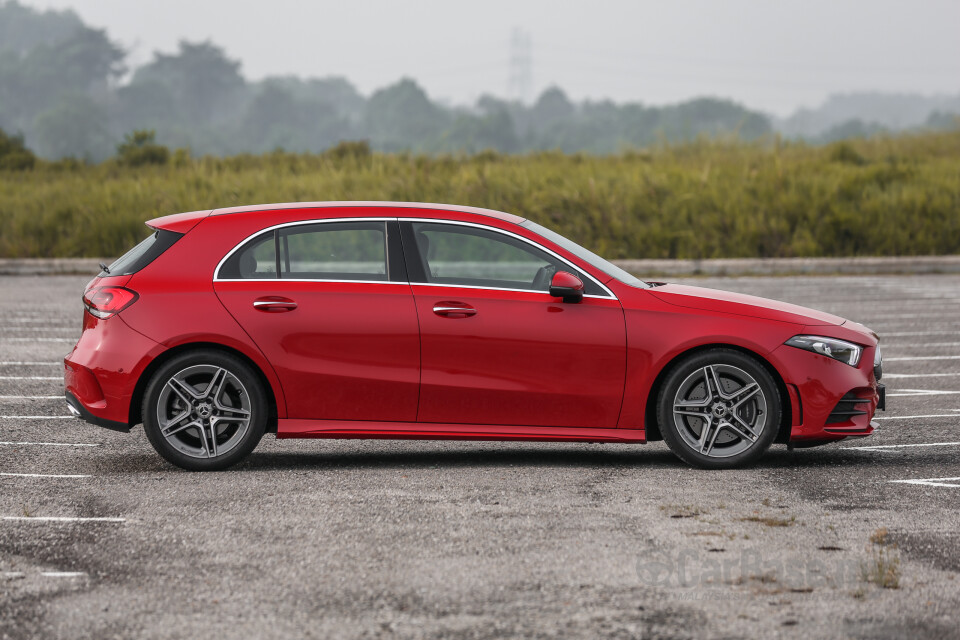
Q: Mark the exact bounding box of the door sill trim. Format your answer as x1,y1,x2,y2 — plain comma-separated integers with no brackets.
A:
278,419,645,443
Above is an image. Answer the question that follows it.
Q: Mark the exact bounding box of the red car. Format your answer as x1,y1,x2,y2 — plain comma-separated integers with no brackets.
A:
65,202,885,470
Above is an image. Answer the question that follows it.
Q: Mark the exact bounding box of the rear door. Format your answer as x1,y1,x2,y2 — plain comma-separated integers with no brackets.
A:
401,219,627,429
214,219,420,421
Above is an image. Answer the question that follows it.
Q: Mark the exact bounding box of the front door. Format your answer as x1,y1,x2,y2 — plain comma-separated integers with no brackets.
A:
214,219,420,421
401,220,626,429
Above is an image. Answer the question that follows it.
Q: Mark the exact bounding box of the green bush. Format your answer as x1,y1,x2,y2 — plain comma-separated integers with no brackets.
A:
0,128,37,171
0,130,958,259
115,130,170,167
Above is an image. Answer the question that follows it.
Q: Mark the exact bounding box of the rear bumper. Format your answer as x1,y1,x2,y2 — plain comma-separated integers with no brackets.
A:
64,313,164,429
65,391,130,432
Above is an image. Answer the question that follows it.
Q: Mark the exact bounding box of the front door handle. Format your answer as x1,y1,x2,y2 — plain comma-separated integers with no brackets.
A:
433,302,477,318
253,297,298,312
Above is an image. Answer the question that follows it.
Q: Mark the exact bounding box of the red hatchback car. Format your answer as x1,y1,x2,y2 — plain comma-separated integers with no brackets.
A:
65,202,885,470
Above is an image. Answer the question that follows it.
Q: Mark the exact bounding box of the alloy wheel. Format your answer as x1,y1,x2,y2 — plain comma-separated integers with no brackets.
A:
156,364,252,459
671,364,769,458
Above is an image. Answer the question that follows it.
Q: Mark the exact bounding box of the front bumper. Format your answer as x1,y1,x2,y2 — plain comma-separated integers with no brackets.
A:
773,341,885,443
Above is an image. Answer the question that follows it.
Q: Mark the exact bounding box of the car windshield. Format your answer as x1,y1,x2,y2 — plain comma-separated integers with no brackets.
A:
521,221,649,289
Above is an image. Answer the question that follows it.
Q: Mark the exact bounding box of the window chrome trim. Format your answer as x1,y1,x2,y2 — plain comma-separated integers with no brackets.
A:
411,282,613,299
213,217,394,282
217,278,400,285
213,215,617,300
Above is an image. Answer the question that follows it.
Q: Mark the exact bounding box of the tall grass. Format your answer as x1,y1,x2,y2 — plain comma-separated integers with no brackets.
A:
1,132,958,259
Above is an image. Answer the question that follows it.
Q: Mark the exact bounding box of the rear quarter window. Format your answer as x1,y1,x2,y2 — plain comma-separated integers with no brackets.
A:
104,228,184,276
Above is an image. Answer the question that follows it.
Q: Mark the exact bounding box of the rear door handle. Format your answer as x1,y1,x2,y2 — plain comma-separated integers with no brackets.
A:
433,302,477,318
253,297,298,312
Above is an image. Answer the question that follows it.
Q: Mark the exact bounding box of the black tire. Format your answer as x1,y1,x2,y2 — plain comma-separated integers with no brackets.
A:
657,348,781,469
142,349,266,471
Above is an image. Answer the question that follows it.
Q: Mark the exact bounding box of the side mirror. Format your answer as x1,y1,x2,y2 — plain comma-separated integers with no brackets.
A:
549,271,584,303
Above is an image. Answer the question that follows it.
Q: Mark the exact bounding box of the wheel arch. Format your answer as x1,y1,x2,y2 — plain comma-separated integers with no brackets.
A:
128,342,279,433
643,343,792,444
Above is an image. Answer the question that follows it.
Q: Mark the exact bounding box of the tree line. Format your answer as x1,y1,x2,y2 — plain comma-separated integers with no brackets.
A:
0,1,775,161
1,1,956,163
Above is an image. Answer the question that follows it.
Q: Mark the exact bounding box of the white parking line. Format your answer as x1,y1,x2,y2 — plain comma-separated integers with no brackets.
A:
1,516,125,523
2,570,87,578
0,472,91,478
874,412,960,421
847,441,960,451
890,477,960,488
0,376,61,380
0,416,73,420
885,342,960,348
4,328,77,332
0,396,63,399
5,338,74,342
882,331,960,337
887,389,960,398
0,362,60,366
0,441,98,447
884,372,960,379
886,355,960,362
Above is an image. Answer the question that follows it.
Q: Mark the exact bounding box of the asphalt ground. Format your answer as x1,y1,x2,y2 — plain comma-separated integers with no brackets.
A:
1,274,958,640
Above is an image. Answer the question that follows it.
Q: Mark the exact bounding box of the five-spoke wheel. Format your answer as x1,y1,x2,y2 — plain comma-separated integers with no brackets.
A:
143,350,266,470
658,349,780,468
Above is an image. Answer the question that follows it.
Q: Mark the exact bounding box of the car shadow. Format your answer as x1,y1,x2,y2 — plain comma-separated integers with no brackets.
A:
98,442,893,474
240,446,673,471
234,443,874,472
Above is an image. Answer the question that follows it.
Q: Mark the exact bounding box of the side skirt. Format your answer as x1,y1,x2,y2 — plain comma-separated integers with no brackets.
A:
278,419,646,444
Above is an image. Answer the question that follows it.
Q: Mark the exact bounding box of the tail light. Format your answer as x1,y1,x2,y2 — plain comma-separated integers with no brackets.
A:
83,287,139,319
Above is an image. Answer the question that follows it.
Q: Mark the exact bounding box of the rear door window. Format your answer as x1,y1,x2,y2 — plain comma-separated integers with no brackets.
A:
217,221,388,281
278,221,387,280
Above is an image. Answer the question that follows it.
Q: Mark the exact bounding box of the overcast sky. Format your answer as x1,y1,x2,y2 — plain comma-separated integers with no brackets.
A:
39,0,960,116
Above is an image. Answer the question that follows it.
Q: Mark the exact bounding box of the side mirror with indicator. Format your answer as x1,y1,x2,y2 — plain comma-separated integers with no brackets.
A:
549,271,584,304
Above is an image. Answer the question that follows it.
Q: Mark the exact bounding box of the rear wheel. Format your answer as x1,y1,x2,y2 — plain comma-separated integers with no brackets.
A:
657,349,780,469
142,350,266,471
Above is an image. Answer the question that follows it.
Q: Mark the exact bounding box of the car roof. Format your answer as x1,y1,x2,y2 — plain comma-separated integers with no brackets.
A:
208,201,526,224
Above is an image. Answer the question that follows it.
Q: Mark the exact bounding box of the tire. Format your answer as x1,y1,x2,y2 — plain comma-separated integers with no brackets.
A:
142,349,266,471
657,348,781,469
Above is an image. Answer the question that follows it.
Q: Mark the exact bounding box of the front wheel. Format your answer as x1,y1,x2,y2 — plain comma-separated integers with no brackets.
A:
657,349,781,469
142,350,266,471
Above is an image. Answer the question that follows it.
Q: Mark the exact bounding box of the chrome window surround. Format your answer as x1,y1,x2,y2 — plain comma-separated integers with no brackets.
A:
213,217,617,300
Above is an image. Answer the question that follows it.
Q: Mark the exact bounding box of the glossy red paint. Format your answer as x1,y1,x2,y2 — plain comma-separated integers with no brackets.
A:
278,419,645,443
64,201,883,460
550,271,583,291
215,280,420,421
145,209,211,234
411,285,625,428
648,283,846,326
65,312,164,425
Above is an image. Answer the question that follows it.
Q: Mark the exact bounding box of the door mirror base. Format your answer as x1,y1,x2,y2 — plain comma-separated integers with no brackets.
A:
549,271,585,304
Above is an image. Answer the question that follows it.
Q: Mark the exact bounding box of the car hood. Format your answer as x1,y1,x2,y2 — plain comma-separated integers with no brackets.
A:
648,284,846,326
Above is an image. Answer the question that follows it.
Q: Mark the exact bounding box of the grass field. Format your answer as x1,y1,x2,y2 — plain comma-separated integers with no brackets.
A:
1,131,958,259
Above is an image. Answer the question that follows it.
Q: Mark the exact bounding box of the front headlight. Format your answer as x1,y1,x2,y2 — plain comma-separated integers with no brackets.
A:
785,335,862,367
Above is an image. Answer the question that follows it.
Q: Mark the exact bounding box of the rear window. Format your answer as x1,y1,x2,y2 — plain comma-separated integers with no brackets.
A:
103,228,183,276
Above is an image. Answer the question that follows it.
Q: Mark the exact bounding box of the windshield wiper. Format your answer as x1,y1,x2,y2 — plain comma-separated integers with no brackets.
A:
99,262,111,274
